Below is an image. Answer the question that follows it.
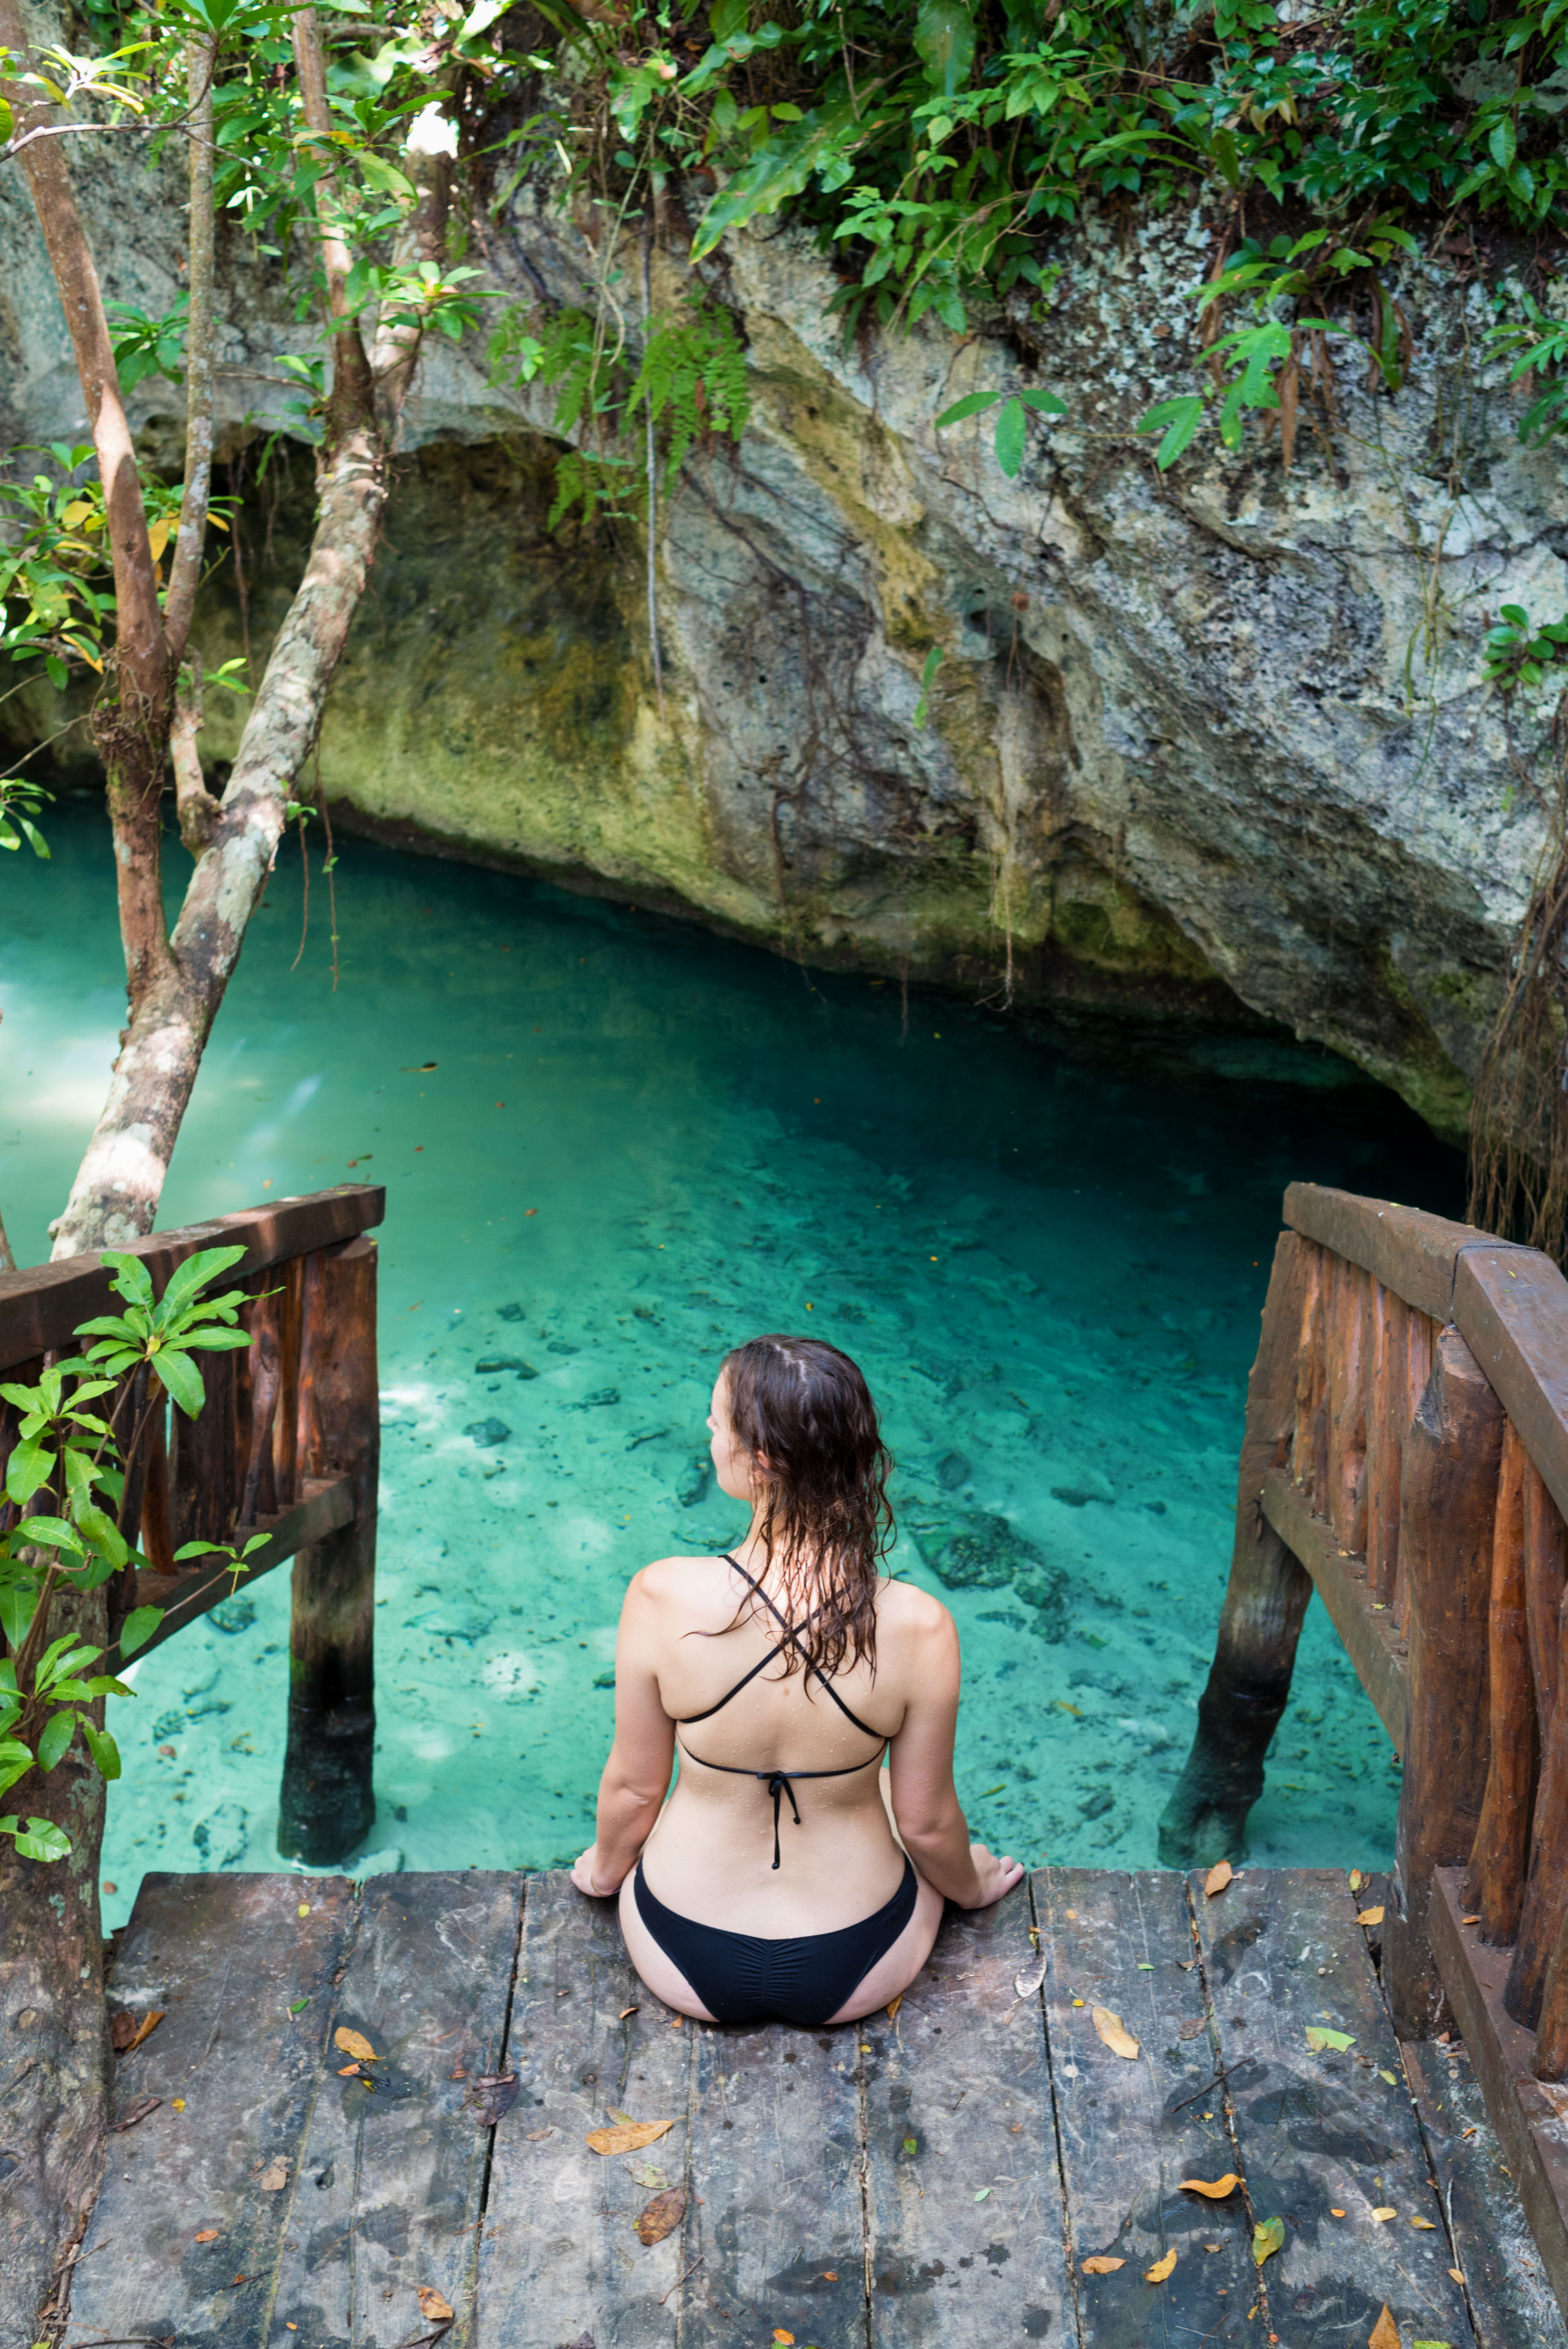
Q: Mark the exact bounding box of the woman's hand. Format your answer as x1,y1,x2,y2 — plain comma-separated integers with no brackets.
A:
571,1847,621,1898
961,1843,1025,1909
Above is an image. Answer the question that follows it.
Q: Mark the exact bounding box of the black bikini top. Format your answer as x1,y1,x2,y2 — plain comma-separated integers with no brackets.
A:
675,1554,886,1869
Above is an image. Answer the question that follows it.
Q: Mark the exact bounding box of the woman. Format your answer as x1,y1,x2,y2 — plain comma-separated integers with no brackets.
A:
570,1334,1023,2028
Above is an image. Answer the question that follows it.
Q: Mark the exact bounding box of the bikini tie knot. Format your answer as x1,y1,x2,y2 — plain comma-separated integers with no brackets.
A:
765,1770,803,1870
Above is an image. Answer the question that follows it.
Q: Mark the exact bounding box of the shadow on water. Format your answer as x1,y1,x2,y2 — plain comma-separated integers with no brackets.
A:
0,794,1460,1916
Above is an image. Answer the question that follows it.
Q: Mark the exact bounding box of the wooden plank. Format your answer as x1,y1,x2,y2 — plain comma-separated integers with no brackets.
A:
103,1472,353,1667
678,1960,867,2345
1468,1419,1536,1945
1365,1283,1406,1603
1292,1238,1327,1492
1456,1247,1568,1535
69,1872,358,2349
1262,1469,1407,1745
0,1182,384,1370
1432,1865,1568,2327
478,1872,694,2346
271,1871,523,2348
1283,1181,1487,1323
1193,1866,1473,2348
1514,1473,1568,2033
1036,1866,1256,2343
860,1881,1071,2344
1327,1257,1371,1556
1400,2037,1568,2349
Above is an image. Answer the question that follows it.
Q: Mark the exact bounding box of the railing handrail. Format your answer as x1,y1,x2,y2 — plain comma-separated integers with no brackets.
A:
1287,1182,1568,1526
0,1182,386,1371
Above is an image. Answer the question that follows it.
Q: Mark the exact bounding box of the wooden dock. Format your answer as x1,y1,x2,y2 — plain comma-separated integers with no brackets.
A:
68,1863,1567,2349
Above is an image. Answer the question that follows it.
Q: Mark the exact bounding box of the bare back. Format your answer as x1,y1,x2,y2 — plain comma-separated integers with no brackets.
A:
611,1550,959,1935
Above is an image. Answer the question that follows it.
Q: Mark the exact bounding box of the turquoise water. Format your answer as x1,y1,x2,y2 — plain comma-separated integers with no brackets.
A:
2,799,1460,1925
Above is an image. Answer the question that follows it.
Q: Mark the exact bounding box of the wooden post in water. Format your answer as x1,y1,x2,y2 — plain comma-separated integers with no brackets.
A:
1386,1325,1503,2037
1157,1233,1314,1865
277,1235,379,1864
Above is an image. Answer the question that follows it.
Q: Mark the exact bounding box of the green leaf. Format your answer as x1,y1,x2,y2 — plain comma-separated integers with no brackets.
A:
993,396,1027,478
74,1504,128,1568
359,150,418,204
913,643,944,729
1303,2024,1355,2051
116,1605,164,1658
35,1710,76,1772
1252,2216,1285,2266
0,1581,36,1650
6,1436,55,1507
156,1244,247,1321
1017,389,1066,415
913,0,974,97
173,1540,226,1561
0,1815,72,1862
98,1251,153,1308
81,1722,122,1782
153,1350,206,1418
13,1515,80,1552
691,98,868,259
934,389,999,428
179,1327,254,1352
0,1738,35,1797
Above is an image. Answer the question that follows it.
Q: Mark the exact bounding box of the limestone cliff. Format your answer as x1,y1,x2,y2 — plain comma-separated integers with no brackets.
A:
5,135,1566,1140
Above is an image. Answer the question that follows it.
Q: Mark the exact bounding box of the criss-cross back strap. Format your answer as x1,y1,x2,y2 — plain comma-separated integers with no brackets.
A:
717,1553,884,1740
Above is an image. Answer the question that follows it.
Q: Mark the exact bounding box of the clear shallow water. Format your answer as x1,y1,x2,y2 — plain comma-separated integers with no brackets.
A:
1,799,1461,1926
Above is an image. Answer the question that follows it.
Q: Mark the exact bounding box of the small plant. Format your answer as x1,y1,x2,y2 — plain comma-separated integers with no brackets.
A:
1488,294,1568,445
0,1246,257,1863
934,385,1066,478
0,778,50,857
1481,603,1568,692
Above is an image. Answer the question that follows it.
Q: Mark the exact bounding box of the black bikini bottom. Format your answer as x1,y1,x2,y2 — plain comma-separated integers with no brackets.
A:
633,1857,918,2028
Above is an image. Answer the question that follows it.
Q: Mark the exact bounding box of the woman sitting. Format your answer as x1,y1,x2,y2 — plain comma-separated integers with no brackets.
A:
571,1334,1023,2028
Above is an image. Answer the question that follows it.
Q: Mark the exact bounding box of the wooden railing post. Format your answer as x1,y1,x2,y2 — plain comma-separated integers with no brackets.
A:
276,1235,379,1865
1158,1232,1314,1865
1386,1326,1504,2037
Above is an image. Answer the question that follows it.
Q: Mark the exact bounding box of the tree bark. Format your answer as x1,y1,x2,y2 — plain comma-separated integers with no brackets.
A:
161,29,218,667
0,0,173,1017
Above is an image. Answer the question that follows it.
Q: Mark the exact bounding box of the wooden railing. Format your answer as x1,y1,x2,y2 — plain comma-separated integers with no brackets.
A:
0,1184,384,1864
1164,1182,1568,2310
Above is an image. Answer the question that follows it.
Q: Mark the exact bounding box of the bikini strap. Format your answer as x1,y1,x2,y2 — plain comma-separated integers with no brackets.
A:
721,1553,884,1743
675,1735,884,1868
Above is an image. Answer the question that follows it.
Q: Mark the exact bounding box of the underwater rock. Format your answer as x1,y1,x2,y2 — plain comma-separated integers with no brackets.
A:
593,1668,616,1689
579,1388,620,1409
495,1303,525,1322
1051,1475,1113,1507
475,1356,538,1379
192,1800,248,1868
464,1418,512,1447
928,1513,1041,1590
208,1595,257,1635
677,1455,713,1508
1078,1789,1114,1821
936,1452,970,1491
1014,1567,1070,1644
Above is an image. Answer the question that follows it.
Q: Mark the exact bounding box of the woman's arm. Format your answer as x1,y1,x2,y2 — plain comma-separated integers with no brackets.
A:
571,1568,677,1896
886,1596,1023,1908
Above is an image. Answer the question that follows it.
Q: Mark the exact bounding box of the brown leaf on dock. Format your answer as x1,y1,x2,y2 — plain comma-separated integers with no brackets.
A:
885,1993,903,2020
1081,2255,1124,2273
257,2157,290,2191
1203,1861,1234,1898
633,2187,686,2244
416,2285,455,2322
1178,2173,1239,2198
334,2026,376,2063
471,2072,519,2127
586,2118,675,2156
627,2161,669,2189
1369,2304,1401,2349
1091,2005,1140,2059
194,2229,219,2242
1144,2249,1177,2282
111,2009,164,2055
1355,1905,1386,1926
1013,1953,1047,2000
1177,2017,1206,2040
618,2006,640,2020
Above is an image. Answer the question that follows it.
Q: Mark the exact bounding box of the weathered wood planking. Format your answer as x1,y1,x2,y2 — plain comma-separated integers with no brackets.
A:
477,1875,693,2346
1036,1867,1257,2346
71,1872,356,2349
102,1473,353,1668
1282,1182,1485,1324
861,1882,1071,2345
1402,2037,1568,2349
678,1980,866,2346
1261,1467,1408,1744
1192,1867,1472,2348
271,1872,522,2348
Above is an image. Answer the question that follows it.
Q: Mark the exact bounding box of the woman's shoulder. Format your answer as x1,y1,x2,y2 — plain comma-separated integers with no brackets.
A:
626,1552,734,1609
875,1573,955,1641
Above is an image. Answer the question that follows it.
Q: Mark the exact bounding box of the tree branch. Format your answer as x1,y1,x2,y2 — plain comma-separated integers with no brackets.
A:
291,4,375,429
162,29,217,664
368,107,453,433
171,649,218,852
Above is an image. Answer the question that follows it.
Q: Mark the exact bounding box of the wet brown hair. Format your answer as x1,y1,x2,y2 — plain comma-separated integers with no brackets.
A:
719,1334,895,1680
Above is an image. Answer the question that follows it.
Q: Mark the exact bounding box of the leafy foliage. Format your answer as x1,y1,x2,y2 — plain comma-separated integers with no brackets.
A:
1482,603,1568,691
0,1246,260,1863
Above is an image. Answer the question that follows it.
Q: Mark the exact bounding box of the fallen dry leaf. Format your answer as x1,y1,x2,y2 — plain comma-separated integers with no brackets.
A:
334,2027,377,2064
338,2064,361,2077
1082,2256,1125,2274
1357,1905,1386,1927
1252,2216,1285,2266
1014,1953,1048,2001
586,2118,676,2156
1145,2249,1177,2283
1349,1869,1364,1892
525,2128,552,2141
1448,2268,1465,2285
109,2096,162,2134
886,1993,903,2021
1177,2017,1207,2041
1461,1914,1481,1926
1369,2304,1401,2349
415,2285,455,2324
619,2006,640,2020
1371,2206,1397,2222
1331,2208,1347,2218
194,2229,219,2243
1204,1861,1233,1898
772,2333,794,2346
633,2186,686,2245
628,2161,669,2189
111,2009,164,2055
1179,2174,1239,2199
1092,2006,1140,2060
257,2158,290,2192
1410,2216,1437,2229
